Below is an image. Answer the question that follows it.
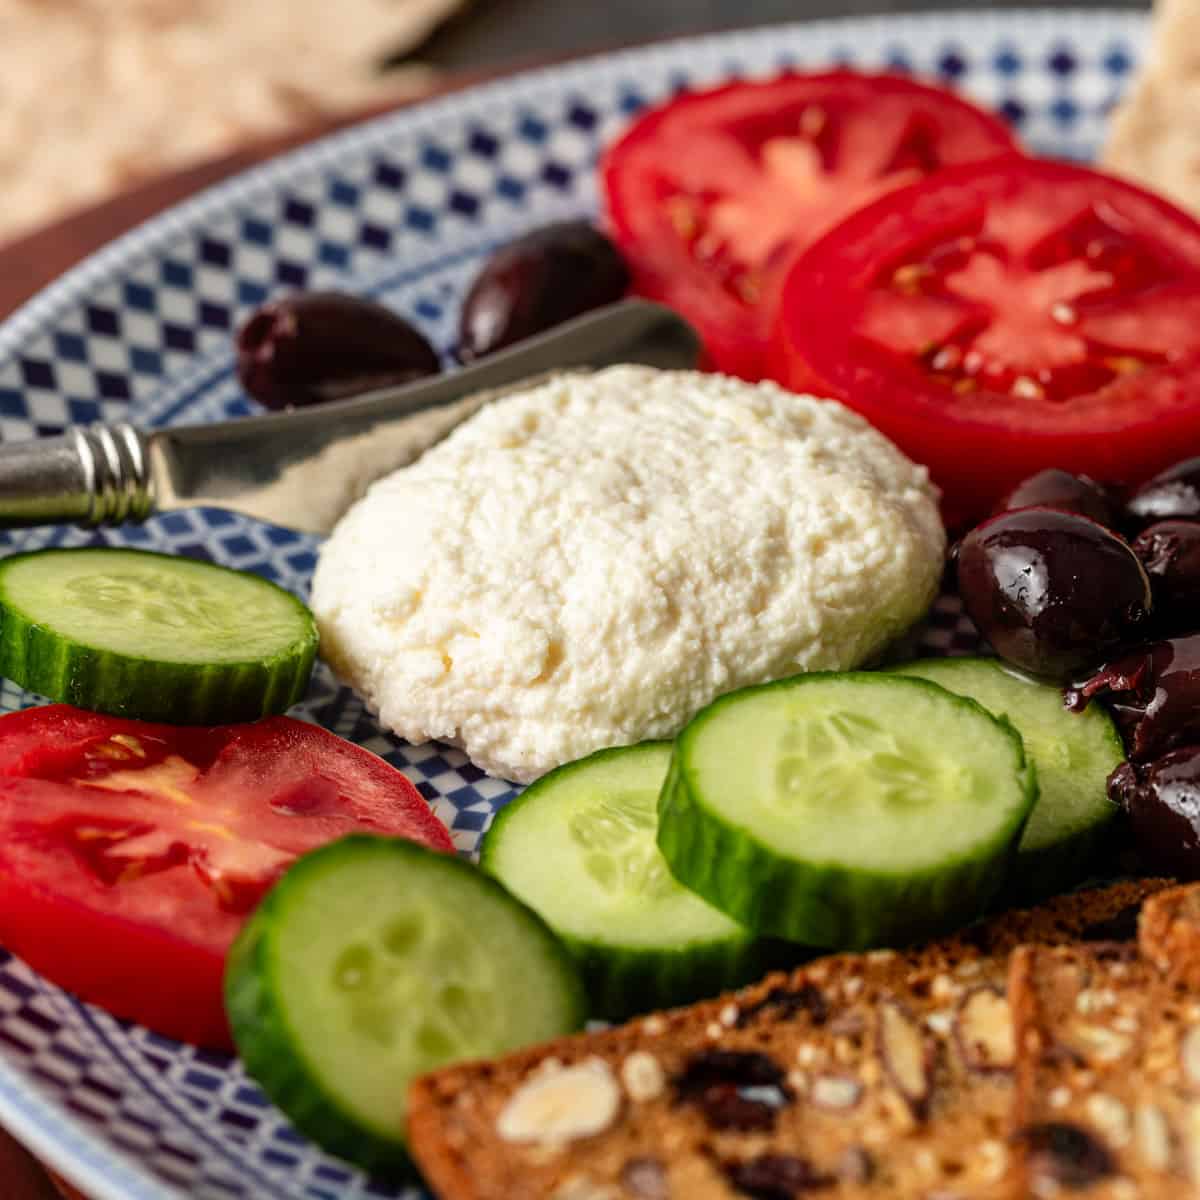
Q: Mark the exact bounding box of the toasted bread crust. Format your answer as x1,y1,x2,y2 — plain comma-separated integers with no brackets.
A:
1140,883,1200,989
407,880,1172,1200
1008,941,1197,1198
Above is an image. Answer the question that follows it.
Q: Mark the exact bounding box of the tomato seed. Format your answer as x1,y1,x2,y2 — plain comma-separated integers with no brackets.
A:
892,264,928,292
931,346,963,372
799,105,827,138
665,196,700,240
1011,376,1045,400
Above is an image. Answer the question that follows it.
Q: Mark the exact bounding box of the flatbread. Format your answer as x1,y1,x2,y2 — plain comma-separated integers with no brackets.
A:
1104,0,1200,215
0,0,463,244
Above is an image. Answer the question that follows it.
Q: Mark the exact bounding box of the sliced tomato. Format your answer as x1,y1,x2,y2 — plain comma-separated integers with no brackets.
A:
0,706,453,1048
774,157,1200,524
601,71,1017,380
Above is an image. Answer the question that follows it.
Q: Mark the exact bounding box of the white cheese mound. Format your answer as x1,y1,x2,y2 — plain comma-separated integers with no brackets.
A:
312,366,946,783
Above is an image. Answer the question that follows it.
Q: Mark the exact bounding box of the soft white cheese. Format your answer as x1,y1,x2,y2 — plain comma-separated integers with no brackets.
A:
312,366,945,783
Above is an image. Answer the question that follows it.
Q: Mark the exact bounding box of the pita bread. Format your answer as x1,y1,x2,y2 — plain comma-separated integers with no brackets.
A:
0,0,462,244
1104,0,1200,215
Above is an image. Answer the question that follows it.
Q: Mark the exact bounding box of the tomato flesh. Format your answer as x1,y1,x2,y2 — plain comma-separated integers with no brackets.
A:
0,706,453,1048
602,71,1017,379
774,158,1200,523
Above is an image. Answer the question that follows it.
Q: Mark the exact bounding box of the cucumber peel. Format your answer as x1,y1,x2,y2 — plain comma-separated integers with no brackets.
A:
225,835,586,1177
658,672,1038,950
0,547,317,723
890,656,1123,901
482,743,771,1019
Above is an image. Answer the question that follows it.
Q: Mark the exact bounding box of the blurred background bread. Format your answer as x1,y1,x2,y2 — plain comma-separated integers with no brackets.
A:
0,0,464,245
1104,0,1200,215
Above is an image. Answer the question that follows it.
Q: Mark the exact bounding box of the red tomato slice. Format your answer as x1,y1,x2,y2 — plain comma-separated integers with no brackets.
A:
0,706,453,1048
774,157,1200,525
601,71,1018,380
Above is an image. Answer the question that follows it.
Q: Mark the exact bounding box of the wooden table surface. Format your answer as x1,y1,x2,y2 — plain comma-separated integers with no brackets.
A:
0,92,436,324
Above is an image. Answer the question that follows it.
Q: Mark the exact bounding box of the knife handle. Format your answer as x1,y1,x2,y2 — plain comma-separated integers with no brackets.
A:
0,424,154,529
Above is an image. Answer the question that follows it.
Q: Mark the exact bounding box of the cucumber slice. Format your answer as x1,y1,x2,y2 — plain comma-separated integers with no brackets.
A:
481,743,769,1020
890,657,1123,901
225,835,586,1177
658,672,1037,950
0,548,317,723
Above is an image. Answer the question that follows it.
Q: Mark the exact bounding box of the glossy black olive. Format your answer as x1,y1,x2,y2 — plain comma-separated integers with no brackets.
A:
1109,747,1200,880
1125,457,1200,532
956,508,1153,679
1066,635,1200,761
1131,520,1200,635
237,291,439,410
458,221,630,362
993,469,1118,528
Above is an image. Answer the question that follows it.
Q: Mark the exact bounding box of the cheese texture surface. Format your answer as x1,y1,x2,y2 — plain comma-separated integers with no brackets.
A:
312,366,945,782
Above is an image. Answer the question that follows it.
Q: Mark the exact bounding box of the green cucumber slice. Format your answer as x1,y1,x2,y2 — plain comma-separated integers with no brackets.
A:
0,548,317,723
658,672,1037,950
481,743,769,1020
225,835,586,1177
890,657,1123,901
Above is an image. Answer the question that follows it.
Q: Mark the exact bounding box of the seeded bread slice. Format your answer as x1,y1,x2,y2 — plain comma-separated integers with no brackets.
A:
407,880,1170,1200
1008,942,1199,1198
1139,883,1200,989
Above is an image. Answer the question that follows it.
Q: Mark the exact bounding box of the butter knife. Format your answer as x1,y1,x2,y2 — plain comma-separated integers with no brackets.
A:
0,300,700,536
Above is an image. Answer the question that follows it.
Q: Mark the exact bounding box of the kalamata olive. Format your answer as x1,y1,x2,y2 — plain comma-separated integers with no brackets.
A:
956,508,1153,679
993,469,1118,528
1125,457,1200,531
237,291,439,410
1131,520,1200,634
458,221,630,362
1109,747,1200,880
1066,635,1200,760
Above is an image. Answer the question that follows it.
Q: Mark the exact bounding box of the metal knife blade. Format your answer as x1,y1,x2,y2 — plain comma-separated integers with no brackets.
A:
0,301,700,535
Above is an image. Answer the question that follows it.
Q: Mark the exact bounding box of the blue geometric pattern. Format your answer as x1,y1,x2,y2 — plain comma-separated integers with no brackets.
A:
0,10,1145,1199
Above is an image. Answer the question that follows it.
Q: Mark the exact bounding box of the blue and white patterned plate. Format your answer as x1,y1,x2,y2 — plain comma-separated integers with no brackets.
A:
0,9,1148,1198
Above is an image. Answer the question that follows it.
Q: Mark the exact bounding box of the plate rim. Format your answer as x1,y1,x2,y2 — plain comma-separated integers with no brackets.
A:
0,7,1148,1198
0,1034,175,1200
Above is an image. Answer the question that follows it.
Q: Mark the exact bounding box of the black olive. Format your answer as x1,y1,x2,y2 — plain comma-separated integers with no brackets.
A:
236,291,439,410
458,221,630,362
956,508,1153,679
1131,520,1200,635
1066,635,1200,761
993,468,1118,528
1125,457,1200,532
1109,748,1200,880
